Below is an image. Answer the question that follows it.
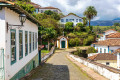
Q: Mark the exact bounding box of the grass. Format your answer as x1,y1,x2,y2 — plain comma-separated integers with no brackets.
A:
41,50,50,53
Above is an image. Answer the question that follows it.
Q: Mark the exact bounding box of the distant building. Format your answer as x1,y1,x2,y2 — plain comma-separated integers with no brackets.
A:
88,53,117,68
98,29,118,41
60,13,83,27
38,6,62,14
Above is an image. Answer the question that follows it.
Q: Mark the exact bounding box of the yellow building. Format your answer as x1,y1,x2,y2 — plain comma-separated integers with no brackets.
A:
88,53,117,68
57,36,69,49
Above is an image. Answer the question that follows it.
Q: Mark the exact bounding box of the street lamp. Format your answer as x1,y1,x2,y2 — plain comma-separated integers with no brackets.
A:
19,14,26,26
7,14,26,31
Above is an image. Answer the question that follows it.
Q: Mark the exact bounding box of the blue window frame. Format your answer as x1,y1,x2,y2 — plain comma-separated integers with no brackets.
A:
66,19,68,22
19,30,23,60
33,32,34,51
29,32,31,53
25,31,28,56
61,19,64,22
35,33,37,49
104,49,106,53
100,48,102,53
79,19,81,22
10,29,16,65
76,19,78,22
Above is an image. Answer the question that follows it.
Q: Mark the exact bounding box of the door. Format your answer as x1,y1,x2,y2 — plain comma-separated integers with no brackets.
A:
61,41,65,48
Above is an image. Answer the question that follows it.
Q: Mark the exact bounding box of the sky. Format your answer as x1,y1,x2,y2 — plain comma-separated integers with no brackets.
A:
32,0,120,21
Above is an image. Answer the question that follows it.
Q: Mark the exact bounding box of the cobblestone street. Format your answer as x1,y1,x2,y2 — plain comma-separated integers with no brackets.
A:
28,50,92,80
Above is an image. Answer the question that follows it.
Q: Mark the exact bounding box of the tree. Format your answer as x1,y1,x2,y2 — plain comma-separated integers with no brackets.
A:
44,10,54,15
86,47,96,54
42,28,57,51
77,23,85,31
65,22,74,33
114,23,120,26
82,17,88,26
16,1,35,14
84,6,97,27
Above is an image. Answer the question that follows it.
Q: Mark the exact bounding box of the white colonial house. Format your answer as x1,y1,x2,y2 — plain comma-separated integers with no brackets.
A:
37,6,61,14
60,13,83,27
0,1,41,80
98,29,118,41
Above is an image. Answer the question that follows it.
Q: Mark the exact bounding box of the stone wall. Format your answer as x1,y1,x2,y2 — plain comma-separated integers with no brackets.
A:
69,53,120,80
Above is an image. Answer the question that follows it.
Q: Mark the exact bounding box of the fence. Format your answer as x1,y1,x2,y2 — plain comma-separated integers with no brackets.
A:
69,53,120,80
0,49,4,80
41,46,55,62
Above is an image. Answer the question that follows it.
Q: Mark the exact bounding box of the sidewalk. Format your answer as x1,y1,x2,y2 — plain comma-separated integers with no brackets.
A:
67,54,108,80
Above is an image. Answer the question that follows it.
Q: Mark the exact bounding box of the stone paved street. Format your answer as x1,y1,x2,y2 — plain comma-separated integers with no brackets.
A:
28,50,92,80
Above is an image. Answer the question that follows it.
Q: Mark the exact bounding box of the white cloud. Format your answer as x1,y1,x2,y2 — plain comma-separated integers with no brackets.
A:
32,0,120,20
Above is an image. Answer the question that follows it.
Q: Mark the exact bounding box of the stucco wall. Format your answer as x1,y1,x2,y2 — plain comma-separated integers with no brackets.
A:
96,60,117,68
69,54,120,80
0,8,38,80
60,15,82,26
94,45,109,53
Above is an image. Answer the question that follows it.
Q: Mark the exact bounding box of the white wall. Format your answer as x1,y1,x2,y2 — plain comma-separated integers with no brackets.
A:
94,45,109,53
0,8,38,80
60,15,83,26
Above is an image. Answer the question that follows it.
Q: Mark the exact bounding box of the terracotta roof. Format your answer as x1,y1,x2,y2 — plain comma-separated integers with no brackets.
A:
39,6,61,12
88,53,117,61
93,39,120,46
61,13,83,19
104,29,117,33
57,36,69,40
106,33,120,38
26,2,41,8
0,1,41,26
112,48,120,54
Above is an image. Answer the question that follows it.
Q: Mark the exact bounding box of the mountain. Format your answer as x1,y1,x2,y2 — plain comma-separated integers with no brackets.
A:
90,18,120,26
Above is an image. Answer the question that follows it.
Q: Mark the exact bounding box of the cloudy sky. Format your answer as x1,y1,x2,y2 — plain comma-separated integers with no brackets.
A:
32,0,120,21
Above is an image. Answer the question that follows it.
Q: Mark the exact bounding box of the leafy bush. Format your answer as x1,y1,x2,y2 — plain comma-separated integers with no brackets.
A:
83,35,95,45
86,47,96,54
65,22,73,28
68,33,76,38
69,39,76,47
69,38,82,47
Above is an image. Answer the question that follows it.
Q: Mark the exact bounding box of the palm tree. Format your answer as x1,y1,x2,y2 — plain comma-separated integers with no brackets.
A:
84,6,97,27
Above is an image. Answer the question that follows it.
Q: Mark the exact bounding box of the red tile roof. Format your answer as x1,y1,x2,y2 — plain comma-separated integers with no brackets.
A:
93,39,120,46
104,29,117,33
112,48,120,54
106,33,120,38
88,53,117,61
61,13,82,19
39,6,61,11
26,2,41,8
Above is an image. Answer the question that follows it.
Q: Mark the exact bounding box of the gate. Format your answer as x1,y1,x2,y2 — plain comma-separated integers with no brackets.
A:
0,49,4,80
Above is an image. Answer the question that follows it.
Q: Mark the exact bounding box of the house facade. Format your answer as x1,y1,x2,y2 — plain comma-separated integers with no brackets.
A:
0,1,41,80
38,6,62,14
88,53,117,68
60,13,83,27
98,29,118,41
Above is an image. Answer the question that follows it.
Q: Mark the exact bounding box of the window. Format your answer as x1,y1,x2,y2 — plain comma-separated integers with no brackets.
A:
111,50,114,53
76,19,78,22
33,32,34,51
41,10,43,13
19,30,23,59
29,32,31,53
61,19,64,22
100,48,102,53
66,19,68,22
106,62,110,65
11,29,16,64
70,19,74,22
104,49,106,53
35,33,37,49
79,19,81,22
25,31,28,56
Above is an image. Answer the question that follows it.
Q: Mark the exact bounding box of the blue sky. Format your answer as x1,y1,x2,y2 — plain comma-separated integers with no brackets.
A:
32,0,120,21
